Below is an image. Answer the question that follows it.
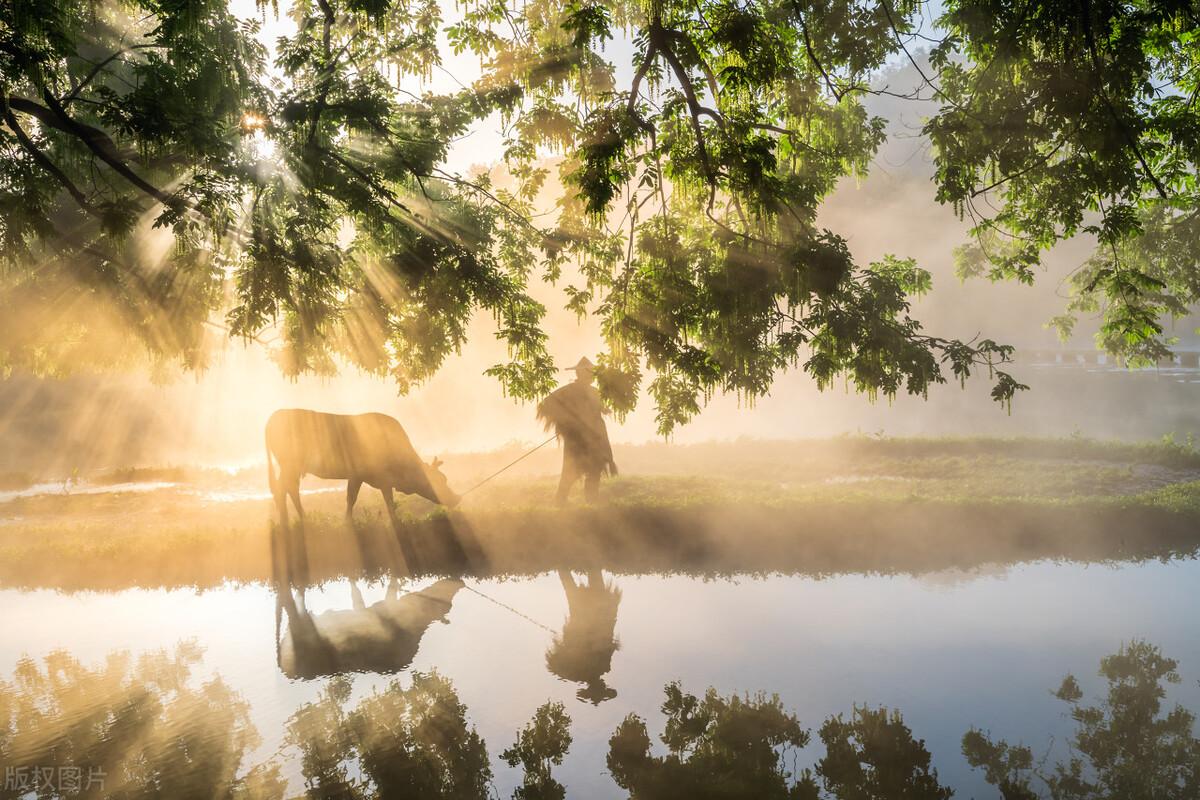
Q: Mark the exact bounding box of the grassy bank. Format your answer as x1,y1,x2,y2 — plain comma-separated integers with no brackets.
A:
2,434,1200,591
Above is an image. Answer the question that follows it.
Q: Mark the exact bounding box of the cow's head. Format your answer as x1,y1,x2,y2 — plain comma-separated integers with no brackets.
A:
420,457,461,508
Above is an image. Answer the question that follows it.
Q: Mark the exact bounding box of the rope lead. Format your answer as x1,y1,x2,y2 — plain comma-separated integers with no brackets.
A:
457,434,558,498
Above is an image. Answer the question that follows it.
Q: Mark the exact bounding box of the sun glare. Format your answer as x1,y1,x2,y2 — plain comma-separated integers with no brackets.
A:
239,111,267,133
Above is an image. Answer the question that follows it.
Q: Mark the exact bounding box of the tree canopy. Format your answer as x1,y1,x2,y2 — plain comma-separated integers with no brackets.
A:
2,0,1197,430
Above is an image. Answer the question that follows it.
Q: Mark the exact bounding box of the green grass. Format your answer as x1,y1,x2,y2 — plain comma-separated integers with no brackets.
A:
2,435,1200,591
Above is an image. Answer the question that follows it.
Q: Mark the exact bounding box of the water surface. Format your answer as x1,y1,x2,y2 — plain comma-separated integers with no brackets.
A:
4,555,1198,798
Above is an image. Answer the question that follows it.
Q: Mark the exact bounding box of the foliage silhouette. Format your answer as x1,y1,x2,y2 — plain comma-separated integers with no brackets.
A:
963,640,1200,799
931,1,1200,365
6,0,1196,421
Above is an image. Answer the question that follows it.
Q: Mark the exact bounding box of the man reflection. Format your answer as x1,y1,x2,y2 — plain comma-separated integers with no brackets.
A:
545,568,621,703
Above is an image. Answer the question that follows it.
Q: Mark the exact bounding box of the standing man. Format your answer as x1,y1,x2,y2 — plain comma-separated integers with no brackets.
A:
537,357,618,504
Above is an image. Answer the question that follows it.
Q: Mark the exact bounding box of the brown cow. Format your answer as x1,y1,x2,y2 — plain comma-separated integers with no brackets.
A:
265,409,459,527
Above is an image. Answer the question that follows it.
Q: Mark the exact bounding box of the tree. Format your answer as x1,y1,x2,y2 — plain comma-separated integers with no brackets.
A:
3,0,1197,430
930,0,1200,366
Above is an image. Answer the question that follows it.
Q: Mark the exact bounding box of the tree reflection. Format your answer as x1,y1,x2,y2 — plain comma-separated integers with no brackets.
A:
963,640,1200,800
286,672,491,799
604,684,951,799
502,702,573,800
0,643,281,800
284,675,585,800
606,682,813,798
546,569,621,704
816,706,952,800
5,638,1198,799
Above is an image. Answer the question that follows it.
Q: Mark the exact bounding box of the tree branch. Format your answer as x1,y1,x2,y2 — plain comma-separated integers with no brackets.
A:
795,11,845,101
627,44,658,137
63,44,161,105
879,0,983,123
429,167,549,233
307,0,339,146
318,145,412,218
9,93,178,208
2,101,99,216
970,138,1069,198
654,27,719,185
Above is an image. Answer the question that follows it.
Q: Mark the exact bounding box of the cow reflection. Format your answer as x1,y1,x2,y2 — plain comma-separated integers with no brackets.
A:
546,569,621,703
277,577,462,679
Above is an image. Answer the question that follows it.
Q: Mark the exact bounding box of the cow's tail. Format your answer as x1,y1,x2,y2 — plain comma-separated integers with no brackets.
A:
266,433,279,497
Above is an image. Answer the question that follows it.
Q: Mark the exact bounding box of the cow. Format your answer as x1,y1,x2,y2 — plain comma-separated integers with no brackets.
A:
265,409,460,528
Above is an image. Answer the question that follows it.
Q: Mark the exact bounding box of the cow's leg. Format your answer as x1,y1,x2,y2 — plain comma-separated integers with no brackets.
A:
380,485,398,522
273,481,290,529
346,479,363,519
284,471,304,521
350,581,365,610
386,578,400,601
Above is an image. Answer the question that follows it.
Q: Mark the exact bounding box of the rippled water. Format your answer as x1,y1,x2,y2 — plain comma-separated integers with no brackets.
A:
4,555,1199,798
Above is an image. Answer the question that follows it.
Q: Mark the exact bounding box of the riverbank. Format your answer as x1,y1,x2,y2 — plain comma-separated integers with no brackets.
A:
3,436,1199,591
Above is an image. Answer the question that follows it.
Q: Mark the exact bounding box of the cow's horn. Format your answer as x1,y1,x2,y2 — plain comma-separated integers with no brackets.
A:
431,457,443,468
